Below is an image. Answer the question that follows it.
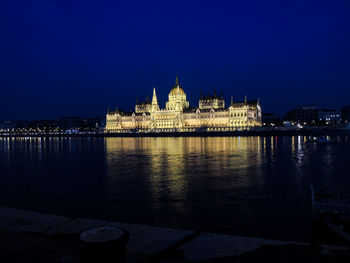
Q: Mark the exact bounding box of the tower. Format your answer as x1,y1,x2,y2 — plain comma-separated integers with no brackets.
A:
151,87,159,112
166,76,189,111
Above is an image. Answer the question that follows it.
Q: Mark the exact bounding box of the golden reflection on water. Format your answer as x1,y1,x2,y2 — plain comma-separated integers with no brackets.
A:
104,137,264,199
0,135,349,207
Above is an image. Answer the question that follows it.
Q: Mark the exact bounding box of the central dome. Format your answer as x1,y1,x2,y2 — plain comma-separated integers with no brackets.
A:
166,76,190,110
169,76,185,96
169,85,185,96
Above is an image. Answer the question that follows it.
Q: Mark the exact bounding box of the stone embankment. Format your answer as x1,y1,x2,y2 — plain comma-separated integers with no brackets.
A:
0,206,348,262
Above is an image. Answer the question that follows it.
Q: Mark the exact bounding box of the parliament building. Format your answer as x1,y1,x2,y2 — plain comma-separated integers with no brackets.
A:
105,77,262,132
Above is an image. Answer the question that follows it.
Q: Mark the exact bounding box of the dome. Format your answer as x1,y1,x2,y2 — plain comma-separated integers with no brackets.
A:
169,76,185,96
169,85,185,96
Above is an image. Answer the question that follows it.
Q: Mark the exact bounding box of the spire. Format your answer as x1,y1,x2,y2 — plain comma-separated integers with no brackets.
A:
214,89,217,97
220,90,223,99
257,97,260,105
172,75,179,94
231,96,233,106
244,95,247,103
107,107,110,113
136,96,139,105
200,89,203,100
115,105,118,112
151,87,159,111
152,87,157,101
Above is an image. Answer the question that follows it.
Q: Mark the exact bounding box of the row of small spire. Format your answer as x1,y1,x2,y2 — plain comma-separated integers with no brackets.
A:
136,93,252,105
108,76,258,112
108,96,256,113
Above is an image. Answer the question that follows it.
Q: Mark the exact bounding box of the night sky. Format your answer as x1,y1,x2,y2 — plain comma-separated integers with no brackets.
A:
1,0,349,120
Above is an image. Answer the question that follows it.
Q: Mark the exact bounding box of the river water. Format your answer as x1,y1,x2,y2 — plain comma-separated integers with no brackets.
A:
1,136,349,241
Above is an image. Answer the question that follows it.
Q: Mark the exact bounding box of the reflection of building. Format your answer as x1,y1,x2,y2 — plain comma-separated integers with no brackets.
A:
104,137,263,199
106,77,262,132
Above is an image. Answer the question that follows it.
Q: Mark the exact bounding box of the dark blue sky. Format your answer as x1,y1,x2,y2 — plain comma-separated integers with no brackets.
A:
1,0,349,120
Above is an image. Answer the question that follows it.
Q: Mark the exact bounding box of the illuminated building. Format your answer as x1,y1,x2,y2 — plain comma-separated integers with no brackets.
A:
105,76,262,132
199,91,225,110
318,109,341,125
285,105,319,125
342,105,350,126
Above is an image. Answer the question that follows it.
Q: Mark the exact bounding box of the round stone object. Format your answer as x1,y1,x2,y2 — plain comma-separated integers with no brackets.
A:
80,226,129,263
80,226,124,243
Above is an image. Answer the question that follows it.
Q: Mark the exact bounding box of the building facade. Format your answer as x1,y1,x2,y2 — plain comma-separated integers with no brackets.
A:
105,77,262,132
285,105,319,125
318,109,341,126
342,105,350,127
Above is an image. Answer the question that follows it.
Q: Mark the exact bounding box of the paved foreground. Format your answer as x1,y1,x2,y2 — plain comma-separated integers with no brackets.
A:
0,206,349,262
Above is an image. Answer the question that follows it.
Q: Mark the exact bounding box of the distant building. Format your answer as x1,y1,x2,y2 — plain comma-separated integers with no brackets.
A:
28,119,57,132
87,117,105,130
0,117,104,133
318,109,341,125
106,76,262,132
0,120,29,131
285,105,319,125
57,117,85,131
342,105,350,126
0,120,17,131
262,113,280,126
57,116,105,131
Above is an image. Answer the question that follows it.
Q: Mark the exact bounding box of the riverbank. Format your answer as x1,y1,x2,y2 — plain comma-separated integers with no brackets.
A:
1,127,350,137
0,206,349,262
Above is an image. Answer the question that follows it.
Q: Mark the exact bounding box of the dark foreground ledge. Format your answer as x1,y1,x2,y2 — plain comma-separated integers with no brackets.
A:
1,128,350,138
0,206,349,262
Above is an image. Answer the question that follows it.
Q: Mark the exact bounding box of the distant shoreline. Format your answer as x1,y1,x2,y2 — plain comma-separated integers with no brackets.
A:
1,128,349,137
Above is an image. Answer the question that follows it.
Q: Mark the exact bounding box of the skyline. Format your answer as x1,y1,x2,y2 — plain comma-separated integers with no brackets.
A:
1,0,350,120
